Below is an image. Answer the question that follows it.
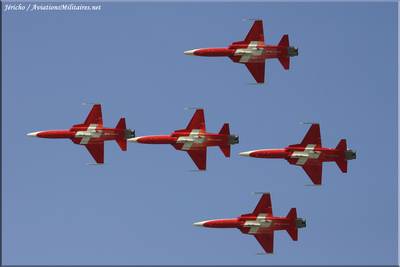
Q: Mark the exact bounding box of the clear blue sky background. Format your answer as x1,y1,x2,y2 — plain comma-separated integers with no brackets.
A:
3,2,397,265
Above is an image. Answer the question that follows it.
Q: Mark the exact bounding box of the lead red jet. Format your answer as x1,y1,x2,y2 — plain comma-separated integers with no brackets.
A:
27,104,135,164
239,123,357,185
184,19,298,83
194,193,306,254
128,109,239,170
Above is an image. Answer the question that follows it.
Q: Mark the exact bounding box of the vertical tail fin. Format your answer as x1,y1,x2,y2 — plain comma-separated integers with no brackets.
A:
115,118,127,130
278,57,290,70
219,145,231,158
115,118,127,151
335,139,348,173
286,208,298,241
116,139,127,151
219,123,231,157
219,123,230,135
278,34,289,47
278,34,290,70
286,208,297,221
336,139,347,151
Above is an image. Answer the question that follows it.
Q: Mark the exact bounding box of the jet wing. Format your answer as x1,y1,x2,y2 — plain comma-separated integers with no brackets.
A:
245,62,265,84
84,142,104,164
244,20,264,43
84,104,103,126
184,109,205,132
254,232,274,254
252,193,273,216
187,149,207,170
300,123,321,147
302,163,322,185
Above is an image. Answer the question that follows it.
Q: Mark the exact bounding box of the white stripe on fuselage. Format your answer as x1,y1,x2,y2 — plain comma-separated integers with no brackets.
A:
75,124,103,145
291,144,321,165
234,41,264,63
177,129,206,150
244,213,272,234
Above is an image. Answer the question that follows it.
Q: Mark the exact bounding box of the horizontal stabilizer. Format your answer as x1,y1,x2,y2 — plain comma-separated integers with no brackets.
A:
278,34,289,47
336,139,347,151
219,123,230,135
286,208,298,241
286,208,297,220
335,139,348,173
115,118,127,130
286,227,298,241
278,56,290,70
116,139,127,151
219,145,230,158
336,159,348,173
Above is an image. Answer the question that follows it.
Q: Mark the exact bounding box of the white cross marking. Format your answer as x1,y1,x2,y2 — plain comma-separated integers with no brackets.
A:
75,124,103,145
244,213,272,234
290,144,321,165
234,41,264,63
176,129,206,151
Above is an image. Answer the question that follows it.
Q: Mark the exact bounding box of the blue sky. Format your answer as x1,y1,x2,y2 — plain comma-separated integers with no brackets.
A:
3,2,397,265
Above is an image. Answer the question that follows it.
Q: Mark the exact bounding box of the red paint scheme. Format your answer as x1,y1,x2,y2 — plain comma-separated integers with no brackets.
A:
184,20,298,83
191,48,235,57
129,109,239,170
240,124,356,185
194,193,306,254
27,104,134,164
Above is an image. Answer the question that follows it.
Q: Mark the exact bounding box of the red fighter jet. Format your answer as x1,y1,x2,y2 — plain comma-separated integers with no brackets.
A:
27,104,135,164
184,19,298,83
239,123,357,185
194,193,306,254
128,109,239,170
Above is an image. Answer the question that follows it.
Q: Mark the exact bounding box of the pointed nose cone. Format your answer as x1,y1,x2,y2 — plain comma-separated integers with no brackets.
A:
184,49,198,56
239,150,254,157
127,137,141,143
27,131,41,137
193,220,208,227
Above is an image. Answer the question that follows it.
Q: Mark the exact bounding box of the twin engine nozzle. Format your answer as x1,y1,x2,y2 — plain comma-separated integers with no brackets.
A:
125,129,135,139
296,218,306,228
288,46,299,57
345,149,357,160
229,135,239,145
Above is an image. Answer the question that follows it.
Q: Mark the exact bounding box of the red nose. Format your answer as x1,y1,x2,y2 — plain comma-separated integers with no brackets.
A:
194,219,240,228
185,48,235,57
27,130,74,139
240,149,288,158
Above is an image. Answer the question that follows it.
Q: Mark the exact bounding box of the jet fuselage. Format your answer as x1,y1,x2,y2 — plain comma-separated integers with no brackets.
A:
195,215,299,233
131,130,238,150
185,42,298,63
241,146,356,165
28,126,133,145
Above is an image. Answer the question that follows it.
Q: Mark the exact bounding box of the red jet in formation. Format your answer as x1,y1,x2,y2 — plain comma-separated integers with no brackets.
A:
184,19,298,83
194,193,306,254
27,104,135,164
128,109,239,170
239,123,356,185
